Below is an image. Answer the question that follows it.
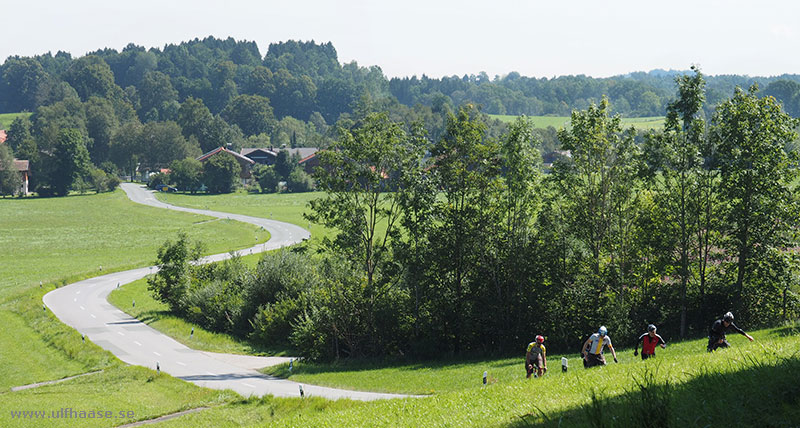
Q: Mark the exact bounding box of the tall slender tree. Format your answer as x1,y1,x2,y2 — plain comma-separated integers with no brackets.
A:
712,85,799,308
656,66,706,337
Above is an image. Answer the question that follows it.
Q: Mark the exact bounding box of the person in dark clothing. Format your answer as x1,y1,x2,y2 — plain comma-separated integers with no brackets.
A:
707,312,754,352
633,324,666,360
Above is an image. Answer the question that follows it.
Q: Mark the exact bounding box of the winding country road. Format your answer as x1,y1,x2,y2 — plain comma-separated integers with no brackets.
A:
43,183,412,401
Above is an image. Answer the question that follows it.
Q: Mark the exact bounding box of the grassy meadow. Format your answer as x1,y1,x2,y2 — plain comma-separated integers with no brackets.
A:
0,112,31,129
1,366,238,428
490,114,666,131
0,188,270,426
154,191,332,245
3,187,799,427
0,189,269,293
153,325,800,427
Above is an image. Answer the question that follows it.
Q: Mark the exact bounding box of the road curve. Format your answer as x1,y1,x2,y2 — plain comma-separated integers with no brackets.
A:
44,183,413,401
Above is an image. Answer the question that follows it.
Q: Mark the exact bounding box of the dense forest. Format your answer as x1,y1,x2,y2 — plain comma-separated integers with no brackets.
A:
2,36,800,196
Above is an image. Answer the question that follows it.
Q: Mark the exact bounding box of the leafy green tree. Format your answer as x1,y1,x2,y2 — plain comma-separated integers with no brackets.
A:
202,152,241,194
253,164,279,193
177,97,213,140
221,94,275,136
5,116,33,152
138,121,201,171
286,166,313,192
711,85,799,309
423,105,501,353
50,128,91,196
274,149,296,180
476,116,542,350
0,144,22,197
137,71,179,120
32,97,87,153
148,232,203,312
555,97,641,279
84,96,119,164
109,121,143,179
169,158,203,192
89,167,119,193
62,55,120,101
307,112,426,356
0,57,51,111
647,66,707,337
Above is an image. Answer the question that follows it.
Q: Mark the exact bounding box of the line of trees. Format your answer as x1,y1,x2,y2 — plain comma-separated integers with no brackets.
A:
147,69,800,361
5,37,800,198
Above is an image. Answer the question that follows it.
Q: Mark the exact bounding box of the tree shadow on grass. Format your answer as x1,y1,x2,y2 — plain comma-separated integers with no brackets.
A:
134,309,293,356
509,355,800,428
265,355,519,378
767,323,800,338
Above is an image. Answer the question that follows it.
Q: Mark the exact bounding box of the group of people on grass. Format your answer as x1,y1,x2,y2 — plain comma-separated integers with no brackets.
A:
525,311,754,378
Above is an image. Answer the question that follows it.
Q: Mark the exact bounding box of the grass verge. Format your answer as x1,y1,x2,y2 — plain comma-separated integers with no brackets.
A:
108,276,292,356
0,366,238,428
160,325,800,427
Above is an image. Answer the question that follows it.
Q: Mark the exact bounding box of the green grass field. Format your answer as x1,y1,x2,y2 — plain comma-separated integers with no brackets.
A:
153,325,800,427
0,366,238,428
0,189,269,293
4,187,800,427
154,191,332,245
490,114,666,131
0,112,31,129
0,188,270,425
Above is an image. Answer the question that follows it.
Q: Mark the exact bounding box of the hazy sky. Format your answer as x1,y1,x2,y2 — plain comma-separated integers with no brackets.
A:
3,0,799,79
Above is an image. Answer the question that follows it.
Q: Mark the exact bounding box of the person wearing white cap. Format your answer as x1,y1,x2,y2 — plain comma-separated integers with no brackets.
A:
581,326,618,368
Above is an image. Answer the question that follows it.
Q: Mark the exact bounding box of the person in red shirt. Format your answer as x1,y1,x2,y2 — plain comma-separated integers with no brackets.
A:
633,324,666,360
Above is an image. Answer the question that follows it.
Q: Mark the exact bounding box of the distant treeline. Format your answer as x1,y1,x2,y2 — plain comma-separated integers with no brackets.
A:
4,37,800,121
2,36,800,197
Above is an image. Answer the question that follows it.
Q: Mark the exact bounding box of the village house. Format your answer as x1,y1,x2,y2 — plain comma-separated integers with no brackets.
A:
197,146,256,184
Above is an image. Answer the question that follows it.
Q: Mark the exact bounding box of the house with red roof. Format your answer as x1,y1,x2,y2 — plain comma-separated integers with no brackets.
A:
197,146,256,183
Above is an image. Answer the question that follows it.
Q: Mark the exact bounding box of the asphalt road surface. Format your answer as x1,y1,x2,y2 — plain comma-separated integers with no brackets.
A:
44,183,413,400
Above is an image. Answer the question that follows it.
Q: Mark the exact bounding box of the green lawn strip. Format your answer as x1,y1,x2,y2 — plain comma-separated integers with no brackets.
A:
154,191,333,245
160,327,800,427
0,189,270,295
0,366,238,428
262,328,788,395
0,112,31,129
149,395,364,428
489,114,665,130
0,310,89,391
0,285,120,391
108,276,292,356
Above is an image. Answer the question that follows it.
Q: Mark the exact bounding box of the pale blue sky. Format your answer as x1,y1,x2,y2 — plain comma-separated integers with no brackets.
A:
3,0,799,78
